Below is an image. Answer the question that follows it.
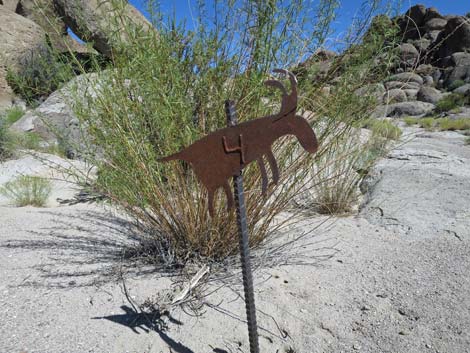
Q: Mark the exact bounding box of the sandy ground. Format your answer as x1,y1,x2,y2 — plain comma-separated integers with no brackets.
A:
1,125,470,353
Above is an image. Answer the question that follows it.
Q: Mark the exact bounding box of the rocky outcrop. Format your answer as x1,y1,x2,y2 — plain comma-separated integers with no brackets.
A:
53,0,154,58
387,101,435,117
434,16,470,61
10,73,101,158
0,0,19,11
0,6,48,109
417,86,443,104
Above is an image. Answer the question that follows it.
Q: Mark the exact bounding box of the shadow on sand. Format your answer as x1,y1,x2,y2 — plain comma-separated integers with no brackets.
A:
0,207,172,289
93,305,195,353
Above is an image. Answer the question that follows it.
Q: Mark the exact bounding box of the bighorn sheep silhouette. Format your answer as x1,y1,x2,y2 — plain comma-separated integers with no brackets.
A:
159,69,318,216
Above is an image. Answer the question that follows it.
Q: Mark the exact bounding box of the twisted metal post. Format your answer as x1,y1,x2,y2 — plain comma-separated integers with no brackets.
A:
225,100,260,353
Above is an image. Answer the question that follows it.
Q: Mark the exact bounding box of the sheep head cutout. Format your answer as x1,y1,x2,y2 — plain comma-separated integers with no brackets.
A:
159,69,318,216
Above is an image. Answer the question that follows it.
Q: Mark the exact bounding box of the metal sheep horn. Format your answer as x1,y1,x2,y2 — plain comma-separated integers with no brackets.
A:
159,69,318,216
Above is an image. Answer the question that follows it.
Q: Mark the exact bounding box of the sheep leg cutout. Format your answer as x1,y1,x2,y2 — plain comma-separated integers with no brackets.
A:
208,189,215,217
223,181,234,211
266,151,280,185
256,157,268,195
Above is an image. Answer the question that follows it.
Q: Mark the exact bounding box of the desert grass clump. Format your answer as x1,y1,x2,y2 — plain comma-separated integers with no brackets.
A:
0,119,11,161
438,118,470,131
435,93,470,113
7,44,75,106
56,0,400,264
0,175,52,207
448,80,465,92
366,119,402,140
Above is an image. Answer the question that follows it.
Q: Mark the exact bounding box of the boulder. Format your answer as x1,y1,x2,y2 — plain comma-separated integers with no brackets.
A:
387,72,424,85
53,0,154,58
354,83,386,103
415,64,436,76
425,30,441,42
385,81,421,90
424,7,443,21
434,16,470,60
0,7,48,109
405,4,427,26
383,89,407,104
417,86,443,104
397,5,426,40
450,52,470,67
15,0,87,53
447,66,470,85
399,43,420,67
10,73,101,158
0,7,47,66
387,101,435,117
404,89,419,100
424,18,447,31
423,75,434,86
454,83,470,95
0,66,14,111
410,38,431,53
0,0,19,11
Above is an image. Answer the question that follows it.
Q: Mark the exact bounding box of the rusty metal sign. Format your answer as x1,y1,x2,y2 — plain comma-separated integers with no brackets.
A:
160,69,318,353
160,69,318,216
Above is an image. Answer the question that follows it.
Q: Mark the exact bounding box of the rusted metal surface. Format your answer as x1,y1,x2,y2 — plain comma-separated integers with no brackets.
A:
159,69,318,216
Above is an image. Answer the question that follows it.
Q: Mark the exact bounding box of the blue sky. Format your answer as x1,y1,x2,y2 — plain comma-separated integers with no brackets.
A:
128,0,469,38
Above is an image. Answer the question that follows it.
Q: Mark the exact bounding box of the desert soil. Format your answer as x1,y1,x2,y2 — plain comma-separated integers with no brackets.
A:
1,124,470,353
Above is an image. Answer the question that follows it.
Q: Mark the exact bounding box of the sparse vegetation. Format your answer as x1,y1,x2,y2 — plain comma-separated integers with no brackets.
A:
438,118,470,131
435,93,470,113
448,79,465,91
7,45,75,106
403,116,470,131
364,119,402,140
0,175,52,207
2,107,25,126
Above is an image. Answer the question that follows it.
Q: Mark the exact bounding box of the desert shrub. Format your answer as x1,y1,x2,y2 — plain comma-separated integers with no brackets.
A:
62,0,399,263
370,119,401,140
0,107,26,160
419,117,436,130
448,80,465,91
7,45,75,106
2,107,25,126
438,118,470,131
0,118,12,161
403,116,418,126
435,93,470,113
0,175,52,207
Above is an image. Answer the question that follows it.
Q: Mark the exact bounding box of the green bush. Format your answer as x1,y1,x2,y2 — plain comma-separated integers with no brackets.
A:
0,119,11,161
370,120,402,140
7,45,75,106
403,117,418,126
0,175,52,207
448,80,465,91
2,107,25,126
438,118,470,131
435,93,470,113
63,0,399,263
